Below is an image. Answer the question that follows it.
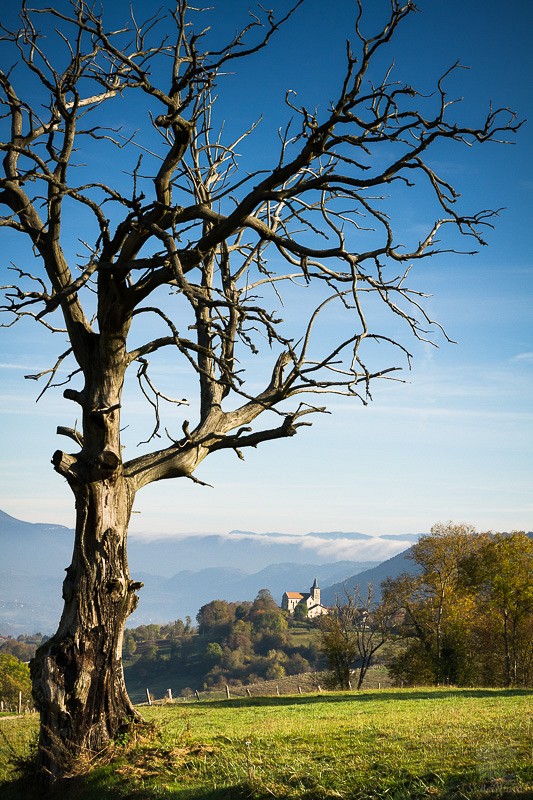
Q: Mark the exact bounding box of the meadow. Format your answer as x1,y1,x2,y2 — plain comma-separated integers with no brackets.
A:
1,687,532,799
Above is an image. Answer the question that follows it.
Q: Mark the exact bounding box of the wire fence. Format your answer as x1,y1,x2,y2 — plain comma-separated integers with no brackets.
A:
140,666,393,705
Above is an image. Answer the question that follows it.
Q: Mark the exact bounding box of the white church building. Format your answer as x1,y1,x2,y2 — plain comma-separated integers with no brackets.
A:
281,578,329,618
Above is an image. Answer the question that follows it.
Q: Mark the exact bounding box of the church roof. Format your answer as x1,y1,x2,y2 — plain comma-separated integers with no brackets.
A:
285,592,304,599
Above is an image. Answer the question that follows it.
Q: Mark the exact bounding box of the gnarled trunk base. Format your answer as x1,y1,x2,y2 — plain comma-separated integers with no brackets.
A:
31,478,142,781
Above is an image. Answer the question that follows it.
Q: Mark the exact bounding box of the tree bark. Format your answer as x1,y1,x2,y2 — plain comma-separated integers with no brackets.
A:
31,476,141,780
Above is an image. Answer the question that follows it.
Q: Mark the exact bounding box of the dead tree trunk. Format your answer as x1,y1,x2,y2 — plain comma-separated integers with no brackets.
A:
30,311,142,778
31,477,141,779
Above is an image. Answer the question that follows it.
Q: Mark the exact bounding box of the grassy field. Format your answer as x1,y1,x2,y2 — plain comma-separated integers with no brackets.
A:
1,688,532,799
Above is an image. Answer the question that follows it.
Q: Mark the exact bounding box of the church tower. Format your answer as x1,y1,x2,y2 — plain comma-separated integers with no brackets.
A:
310,577,320,606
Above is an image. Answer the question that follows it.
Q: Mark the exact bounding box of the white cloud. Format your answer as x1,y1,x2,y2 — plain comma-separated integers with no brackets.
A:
128,528,414,562
511,352,533,365
298,535,413,562
0,362,45,370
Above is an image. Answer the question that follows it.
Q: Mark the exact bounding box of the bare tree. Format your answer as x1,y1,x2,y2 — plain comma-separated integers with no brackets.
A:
0,0,519,780
318,584,397,690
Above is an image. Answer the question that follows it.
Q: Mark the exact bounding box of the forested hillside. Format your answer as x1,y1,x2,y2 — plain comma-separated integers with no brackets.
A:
122,590,325,702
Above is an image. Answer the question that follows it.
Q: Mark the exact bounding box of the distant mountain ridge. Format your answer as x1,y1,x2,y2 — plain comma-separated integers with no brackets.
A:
0,510,421,578
229,528,419,542
0,509,423,634
128,560,379,628
0,509,71,535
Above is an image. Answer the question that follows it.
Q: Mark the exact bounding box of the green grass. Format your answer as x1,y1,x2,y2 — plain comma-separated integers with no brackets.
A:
0,715,38,785
285,626,320,648
1,688,532,799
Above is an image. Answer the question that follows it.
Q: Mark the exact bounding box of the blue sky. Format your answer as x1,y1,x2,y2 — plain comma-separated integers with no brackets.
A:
0,0,531,539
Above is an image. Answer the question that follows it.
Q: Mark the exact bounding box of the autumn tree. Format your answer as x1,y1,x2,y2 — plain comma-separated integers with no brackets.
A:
383,522,480,685
383,524,533,688
196,600,234,635
0,653,33,710
461,531,533,687
0,0,519,780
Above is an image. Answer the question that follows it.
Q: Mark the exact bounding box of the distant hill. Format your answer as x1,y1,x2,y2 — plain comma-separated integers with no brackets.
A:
0,508,426,634
127,560,378,627
0,509,73,575
0,509,387,633
321,548,422,605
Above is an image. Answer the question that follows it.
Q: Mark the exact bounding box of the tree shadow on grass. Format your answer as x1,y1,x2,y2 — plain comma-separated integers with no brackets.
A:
186,686,532,711
1,769,253,800
6,773,533,800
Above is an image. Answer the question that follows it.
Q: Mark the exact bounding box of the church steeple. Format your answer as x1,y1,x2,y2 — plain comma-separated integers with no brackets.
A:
310,577,320,605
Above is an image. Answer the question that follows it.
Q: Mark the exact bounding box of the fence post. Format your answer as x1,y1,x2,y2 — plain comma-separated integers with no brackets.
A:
195,690,200,701
246,687,251,697
146,689,152,706
18,692,22,715
298,686,302,695
225,685,231,700
167,688,173,701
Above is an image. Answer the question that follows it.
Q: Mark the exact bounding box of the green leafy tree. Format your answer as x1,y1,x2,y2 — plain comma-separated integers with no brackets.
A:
204,641,224,668
461,532,533,687
122,630,137,658
0,653,32,708
293,602,309,622
383,522,480,685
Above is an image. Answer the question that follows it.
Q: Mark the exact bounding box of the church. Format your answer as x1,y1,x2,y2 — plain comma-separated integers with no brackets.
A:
281,578,329,618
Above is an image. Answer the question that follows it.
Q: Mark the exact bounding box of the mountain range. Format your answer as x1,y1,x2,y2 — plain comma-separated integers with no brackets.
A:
0,509,422,634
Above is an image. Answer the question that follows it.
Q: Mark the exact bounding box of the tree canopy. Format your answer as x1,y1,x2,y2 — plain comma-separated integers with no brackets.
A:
383,524,533,687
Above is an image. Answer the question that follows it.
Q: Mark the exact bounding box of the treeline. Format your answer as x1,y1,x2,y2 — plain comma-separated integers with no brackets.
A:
0,633,49,662
123,588,323,694
383,524,533,688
